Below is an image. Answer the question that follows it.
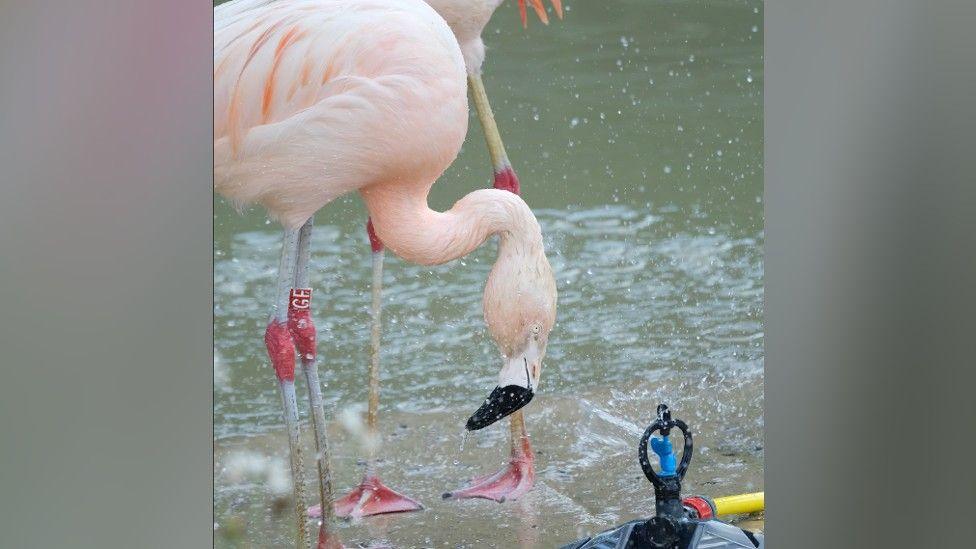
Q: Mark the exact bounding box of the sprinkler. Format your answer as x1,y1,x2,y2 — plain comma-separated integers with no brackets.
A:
560,404,764,549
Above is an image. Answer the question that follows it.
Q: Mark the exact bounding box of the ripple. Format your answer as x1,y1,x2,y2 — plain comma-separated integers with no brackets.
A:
215,204,763,440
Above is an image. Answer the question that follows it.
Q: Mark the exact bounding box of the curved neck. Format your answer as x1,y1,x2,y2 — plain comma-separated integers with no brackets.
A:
360,185,543,267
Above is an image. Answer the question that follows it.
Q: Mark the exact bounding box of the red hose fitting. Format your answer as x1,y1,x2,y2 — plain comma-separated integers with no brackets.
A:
682,495,715,520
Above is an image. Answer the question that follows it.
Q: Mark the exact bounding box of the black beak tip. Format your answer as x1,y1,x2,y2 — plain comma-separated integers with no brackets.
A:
464,415,485,432
465,385,534,431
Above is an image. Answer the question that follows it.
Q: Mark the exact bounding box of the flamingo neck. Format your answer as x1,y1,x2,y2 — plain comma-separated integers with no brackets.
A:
360,185,543,267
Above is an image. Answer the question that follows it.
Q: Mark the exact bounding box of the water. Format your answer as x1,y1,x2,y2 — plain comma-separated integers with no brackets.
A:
214,0,763,546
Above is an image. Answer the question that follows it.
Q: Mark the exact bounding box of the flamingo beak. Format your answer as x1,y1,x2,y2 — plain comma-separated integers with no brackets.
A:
517,0,564,29
466,385,534,431
466,342,543,431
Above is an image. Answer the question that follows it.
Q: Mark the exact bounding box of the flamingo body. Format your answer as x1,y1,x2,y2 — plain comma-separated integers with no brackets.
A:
215,0,468,229
213,0,559,534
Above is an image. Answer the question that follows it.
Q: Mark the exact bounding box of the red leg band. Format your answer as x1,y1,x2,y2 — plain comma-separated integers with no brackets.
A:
288,288,316,361
265,321,295,382
366,218,384,253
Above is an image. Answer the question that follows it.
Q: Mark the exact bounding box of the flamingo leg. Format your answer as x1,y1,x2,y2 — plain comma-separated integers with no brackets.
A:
288,218,343,548
264,228,310,549
443,410,535,503
468,73,520,194
310,219,423,520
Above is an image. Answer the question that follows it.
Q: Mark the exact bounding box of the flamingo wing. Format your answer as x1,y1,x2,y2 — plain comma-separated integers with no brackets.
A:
214,0,468,228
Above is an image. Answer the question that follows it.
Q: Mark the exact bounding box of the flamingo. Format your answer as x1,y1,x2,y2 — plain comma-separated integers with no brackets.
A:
214,0,557,545
328,0,564,517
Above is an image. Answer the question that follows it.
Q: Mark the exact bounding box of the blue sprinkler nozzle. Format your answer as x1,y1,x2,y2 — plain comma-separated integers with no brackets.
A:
650,434,677,477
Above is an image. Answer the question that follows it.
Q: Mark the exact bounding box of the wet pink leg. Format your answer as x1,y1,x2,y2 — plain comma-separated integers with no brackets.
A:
443,413,536,503
264,228,312,548
286,219,344,546
308,219,423,519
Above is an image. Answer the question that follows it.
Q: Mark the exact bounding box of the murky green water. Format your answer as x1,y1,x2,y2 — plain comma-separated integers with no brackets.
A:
215,0,763,546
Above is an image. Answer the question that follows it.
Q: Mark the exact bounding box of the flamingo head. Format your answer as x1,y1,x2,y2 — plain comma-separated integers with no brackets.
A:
426,0,563,34
466,245,557,431
424,0,563,73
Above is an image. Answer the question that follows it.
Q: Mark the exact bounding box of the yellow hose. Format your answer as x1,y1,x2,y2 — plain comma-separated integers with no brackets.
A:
713,492,764,516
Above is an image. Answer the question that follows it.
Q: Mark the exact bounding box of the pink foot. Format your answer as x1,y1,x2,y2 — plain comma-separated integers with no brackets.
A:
442,456,535,503
308,476,423,519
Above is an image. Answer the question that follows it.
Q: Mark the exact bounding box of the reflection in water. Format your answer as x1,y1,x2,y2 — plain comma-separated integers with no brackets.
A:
214,0,763,545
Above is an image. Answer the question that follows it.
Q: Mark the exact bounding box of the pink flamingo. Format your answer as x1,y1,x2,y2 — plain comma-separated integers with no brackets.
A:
328,0,564,518
214,0,557,545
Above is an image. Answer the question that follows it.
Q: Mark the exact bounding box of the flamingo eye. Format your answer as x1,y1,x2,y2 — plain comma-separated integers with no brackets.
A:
530,324,541,337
